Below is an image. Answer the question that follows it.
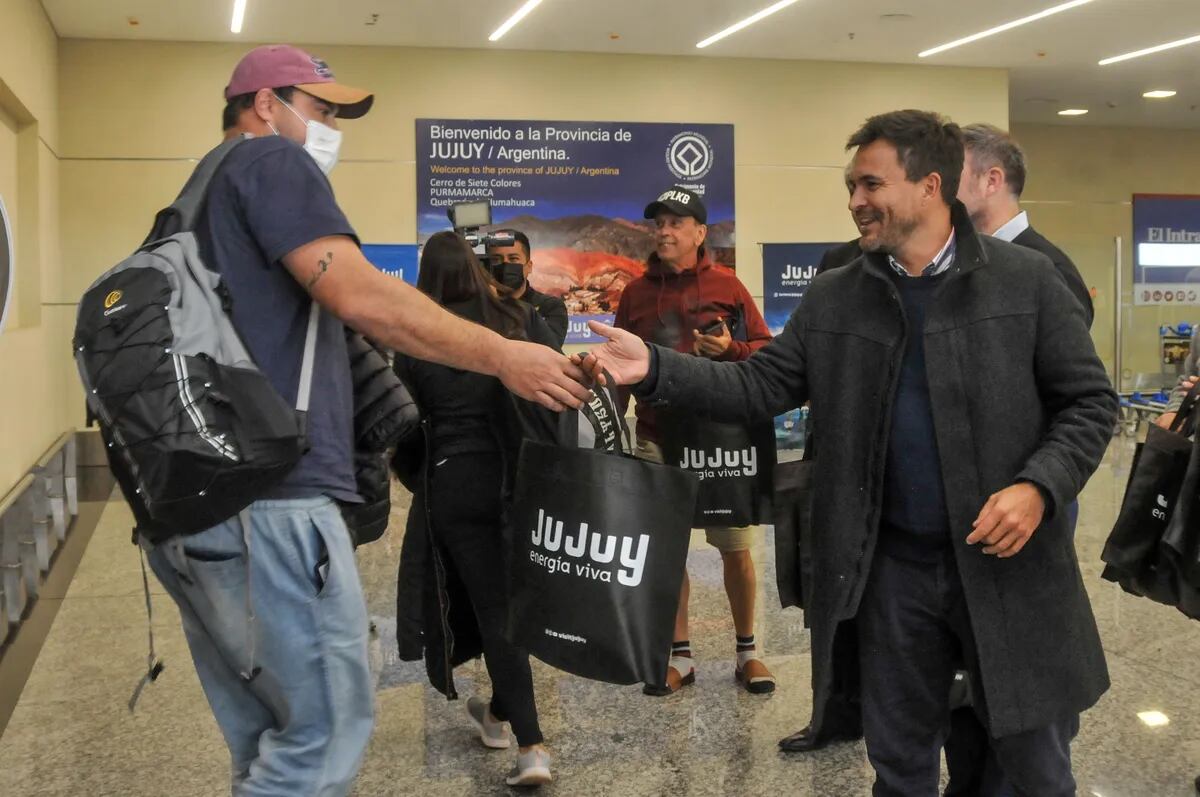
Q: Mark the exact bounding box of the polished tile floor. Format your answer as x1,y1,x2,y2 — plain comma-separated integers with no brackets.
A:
1,438,1198,796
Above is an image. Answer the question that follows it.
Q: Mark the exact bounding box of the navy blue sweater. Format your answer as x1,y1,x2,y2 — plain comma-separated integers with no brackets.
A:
881,271,951,557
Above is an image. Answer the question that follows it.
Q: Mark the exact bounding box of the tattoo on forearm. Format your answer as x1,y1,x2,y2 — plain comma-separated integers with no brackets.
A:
307,251,334,290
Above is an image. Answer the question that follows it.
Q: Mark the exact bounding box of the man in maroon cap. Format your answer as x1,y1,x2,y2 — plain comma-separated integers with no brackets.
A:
141,45,589,796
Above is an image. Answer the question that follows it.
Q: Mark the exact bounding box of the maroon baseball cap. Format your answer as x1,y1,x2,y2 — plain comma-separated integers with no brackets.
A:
225,45,374,119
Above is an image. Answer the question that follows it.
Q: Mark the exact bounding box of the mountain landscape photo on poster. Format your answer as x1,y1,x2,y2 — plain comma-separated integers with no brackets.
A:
417,119,735,343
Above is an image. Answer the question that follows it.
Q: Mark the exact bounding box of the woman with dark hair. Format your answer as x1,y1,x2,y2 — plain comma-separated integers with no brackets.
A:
394,231,557,787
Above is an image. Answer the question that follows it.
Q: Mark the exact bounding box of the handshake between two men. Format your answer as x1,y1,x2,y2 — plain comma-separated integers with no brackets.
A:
549,319,1048,560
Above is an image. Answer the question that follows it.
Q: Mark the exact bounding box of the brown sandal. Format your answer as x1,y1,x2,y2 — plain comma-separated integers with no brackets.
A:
735,658,776,694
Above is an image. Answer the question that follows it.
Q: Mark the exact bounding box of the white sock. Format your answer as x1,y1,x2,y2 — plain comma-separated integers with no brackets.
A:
736,635,759,669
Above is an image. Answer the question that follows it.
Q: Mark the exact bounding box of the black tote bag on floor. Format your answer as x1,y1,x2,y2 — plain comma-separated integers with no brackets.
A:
505,386,699,688
658,413,776,528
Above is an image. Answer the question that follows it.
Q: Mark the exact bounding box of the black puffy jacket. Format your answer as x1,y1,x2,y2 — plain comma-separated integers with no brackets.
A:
339,332,419,546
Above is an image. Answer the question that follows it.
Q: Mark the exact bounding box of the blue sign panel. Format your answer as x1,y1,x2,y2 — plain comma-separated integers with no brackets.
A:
363,243,419,286
1133,194,1200,306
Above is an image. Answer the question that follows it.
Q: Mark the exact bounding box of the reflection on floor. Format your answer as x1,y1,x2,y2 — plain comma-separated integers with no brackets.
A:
0,438,1198,796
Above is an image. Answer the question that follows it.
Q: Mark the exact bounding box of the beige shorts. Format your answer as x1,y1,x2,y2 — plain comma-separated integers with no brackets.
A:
634,438,755,553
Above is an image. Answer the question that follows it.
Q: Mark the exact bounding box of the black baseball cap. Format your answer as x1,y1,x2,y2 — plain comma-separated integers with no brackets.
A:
643,187,707,224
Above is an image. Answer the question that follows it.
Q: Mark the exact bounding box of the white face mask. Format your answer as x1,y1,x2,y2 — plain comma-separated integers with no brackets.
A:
271,93,342,175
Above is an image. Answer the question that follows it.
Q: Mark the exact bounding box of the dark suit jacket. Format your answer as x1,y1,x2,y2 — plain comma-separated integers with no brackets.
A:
1013,226,1094,328
817,239,862,274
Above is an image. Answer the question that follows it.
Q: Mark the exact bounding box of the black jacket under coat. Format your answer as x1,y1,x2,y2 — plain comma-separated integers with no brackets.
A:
637,203,1117,738
339,332,419,546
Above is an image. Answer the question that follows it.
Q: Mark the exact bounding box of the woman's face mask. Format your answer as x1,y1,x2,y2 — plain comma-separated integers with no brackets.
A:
270,93,342,175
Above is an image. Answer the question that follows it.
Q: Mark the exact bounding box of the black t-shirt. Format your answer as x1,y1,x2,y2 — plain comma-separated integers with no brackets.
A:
196,136,359,501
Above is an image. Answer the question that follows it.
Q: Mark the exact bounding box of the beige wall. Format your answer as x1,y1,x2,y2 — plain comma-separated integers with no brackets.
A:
1013,122,1200,386
57,39,1007,333
0,0,69,496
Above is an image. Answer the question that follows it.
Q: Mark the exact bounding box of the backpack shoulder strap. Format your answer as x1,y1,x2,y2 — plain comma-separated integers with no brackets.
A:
143,135,250,245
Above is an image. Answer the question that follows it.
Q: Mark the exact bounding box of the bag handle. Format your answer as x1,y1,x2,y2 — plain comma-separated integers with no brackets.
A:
557,372,631,454
295,301,320,414
1169,379,1200,436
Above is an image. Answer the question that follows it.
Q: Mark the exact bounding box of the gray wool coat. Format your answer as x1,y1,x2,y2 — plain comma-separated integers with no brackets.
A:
635,203,1118,737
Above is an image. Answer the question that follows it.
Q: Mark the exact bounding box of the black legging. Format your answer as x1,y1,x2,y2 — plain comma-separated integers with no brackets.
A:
429,453,543,747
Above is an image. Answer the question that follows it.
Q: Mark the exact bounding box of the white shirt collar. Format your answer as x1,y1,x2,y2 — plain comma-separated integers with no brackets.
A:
887,231,956,278
992,210,1030,243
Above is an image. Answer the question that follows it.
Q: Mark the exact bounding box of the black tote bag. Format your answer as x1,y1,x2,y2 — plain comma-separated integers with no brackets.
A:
658,414,776,527
1154,402,1200,619
1102,383,1200,609
505,385,699,688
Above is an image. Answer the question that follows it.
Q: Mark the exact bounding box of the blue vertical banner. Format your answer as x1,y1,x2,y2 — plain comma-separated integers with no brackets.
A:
416,119,735,342
762,243,839,334
362,244,419,286
762,243,839,452
1133,194,1200,306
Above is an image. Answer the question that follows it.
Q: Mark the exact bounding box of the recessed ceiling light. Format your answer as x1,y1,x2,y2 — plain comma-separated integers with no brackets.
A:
1144,89,1178,99
697,0,803,49
919,0,1094,58
231,0,247,34
1137,710,1170,727
1058,109,1089,116
1100,34,1200,65
489,0,545,43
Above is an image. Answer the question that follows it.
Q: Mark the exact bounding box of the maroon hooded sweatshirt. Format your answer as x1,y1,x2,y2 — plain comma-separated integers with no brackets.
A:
613,247,772,444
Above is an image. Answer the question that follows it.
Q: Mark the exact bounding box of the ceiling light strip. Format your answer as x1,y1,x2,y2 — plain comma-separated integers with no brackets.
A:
697,0,801,49
919,0,1095,58
489,0,545,42
231,0,247,34
1100,34,1200,66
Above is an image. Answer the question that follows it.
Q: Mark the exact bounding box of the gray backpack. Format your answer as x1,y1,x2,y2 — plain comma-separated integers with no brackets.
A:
73,137,319,541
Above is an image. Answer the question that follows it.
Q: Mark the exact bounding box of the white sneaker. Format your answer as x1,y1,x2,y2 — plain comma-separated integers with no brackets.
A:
505,748,552,787
466,696,511,749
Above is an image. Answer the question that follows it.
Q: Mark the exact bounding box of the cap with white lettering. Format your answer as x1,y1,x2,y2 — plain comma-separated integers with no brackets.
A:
643,186,707,224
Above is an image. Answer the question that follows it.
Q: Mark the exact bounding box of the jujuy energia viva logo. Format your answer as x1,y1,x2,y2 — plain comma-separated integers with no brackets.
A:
678,444,759,480
529,509,649,587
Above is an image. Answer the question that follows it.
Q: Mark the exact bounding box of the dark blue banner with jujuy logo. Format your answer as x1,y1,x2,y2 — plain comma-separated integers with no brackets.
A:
762,242,841,452
762,243,840,334
416,119,735,343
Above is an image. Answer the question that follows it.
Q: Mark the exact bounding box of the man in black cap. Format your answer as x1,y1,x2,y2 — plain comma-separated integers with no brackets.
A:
614,186,776,695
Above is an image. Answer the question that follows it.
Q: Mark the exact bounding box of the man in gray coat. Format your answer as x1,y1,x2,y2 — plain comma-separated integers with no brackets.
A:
578,110,1117,795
